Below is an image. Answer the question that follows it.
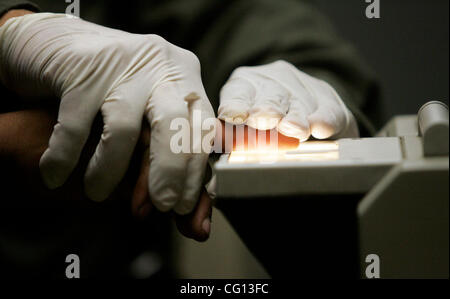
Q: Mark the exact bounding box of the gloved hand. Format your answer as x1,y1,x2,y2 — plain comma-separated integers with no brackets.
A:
0,13,215,214
218,60,359,141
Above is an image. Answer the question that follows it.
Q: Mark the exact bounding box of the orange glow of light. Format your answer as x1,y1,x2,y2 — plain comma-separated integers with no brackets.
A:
215,121,300,153
228,141,339,164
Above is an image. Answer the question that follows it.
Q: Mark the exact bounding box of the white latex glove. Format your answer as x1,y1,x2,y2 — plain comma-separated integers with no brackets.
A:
0,13,215,214
218,60,359,141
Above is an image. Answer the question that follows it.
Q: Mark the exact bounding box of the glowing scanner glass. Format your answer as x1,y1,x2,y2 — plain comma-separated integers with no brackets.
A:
228,141,339,164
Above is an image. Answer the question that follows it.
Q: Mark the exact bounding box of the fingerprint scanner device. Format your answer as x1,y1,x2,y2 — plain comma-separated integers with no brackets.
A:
214,101,449,278
215,101,449,198
216,137,403,197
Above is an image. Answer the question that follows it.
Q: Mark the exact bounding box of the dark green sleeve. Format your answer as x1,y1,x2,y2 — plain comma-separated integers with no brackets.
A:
136,0,380,135
0,0,40,17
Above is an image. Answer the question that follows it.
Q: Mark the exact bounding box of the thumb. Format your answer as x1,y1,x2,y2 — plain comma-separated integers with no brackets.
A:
175,189,212,242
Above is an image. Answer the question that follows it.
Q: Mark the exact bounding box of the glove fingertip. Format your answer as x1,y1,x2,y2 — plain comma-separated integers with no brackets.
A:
149,184,180,213
174,188,201,215
40,173,63,190
39,152,69,189
84,181,110,202
173,203,195,216
310,121,336,139
151,197,177,213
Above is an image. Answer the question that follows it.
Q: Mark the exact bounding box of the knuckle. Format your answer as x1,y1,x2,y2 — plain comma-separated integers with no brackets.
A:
146,34,168,45
177,47,197,60
272,59,291,68
177,48,201,71
148,34,172,55
318,78,336,92
230,66,252,77
269,60,299,75
184,50,201,66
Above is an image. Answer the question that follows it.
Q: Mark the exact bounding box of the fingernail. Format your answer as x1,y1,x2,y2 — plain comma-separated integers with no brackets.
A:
202,218,211,235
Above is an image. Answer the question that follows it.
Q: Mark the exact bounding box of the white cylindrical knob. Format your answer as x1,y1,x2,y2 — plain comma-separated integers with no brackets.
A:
418,101,449,157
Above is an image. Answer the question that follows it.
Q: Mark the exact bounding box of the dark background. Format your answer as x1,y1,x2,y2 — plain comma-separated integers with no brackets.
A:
314,0,449,124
